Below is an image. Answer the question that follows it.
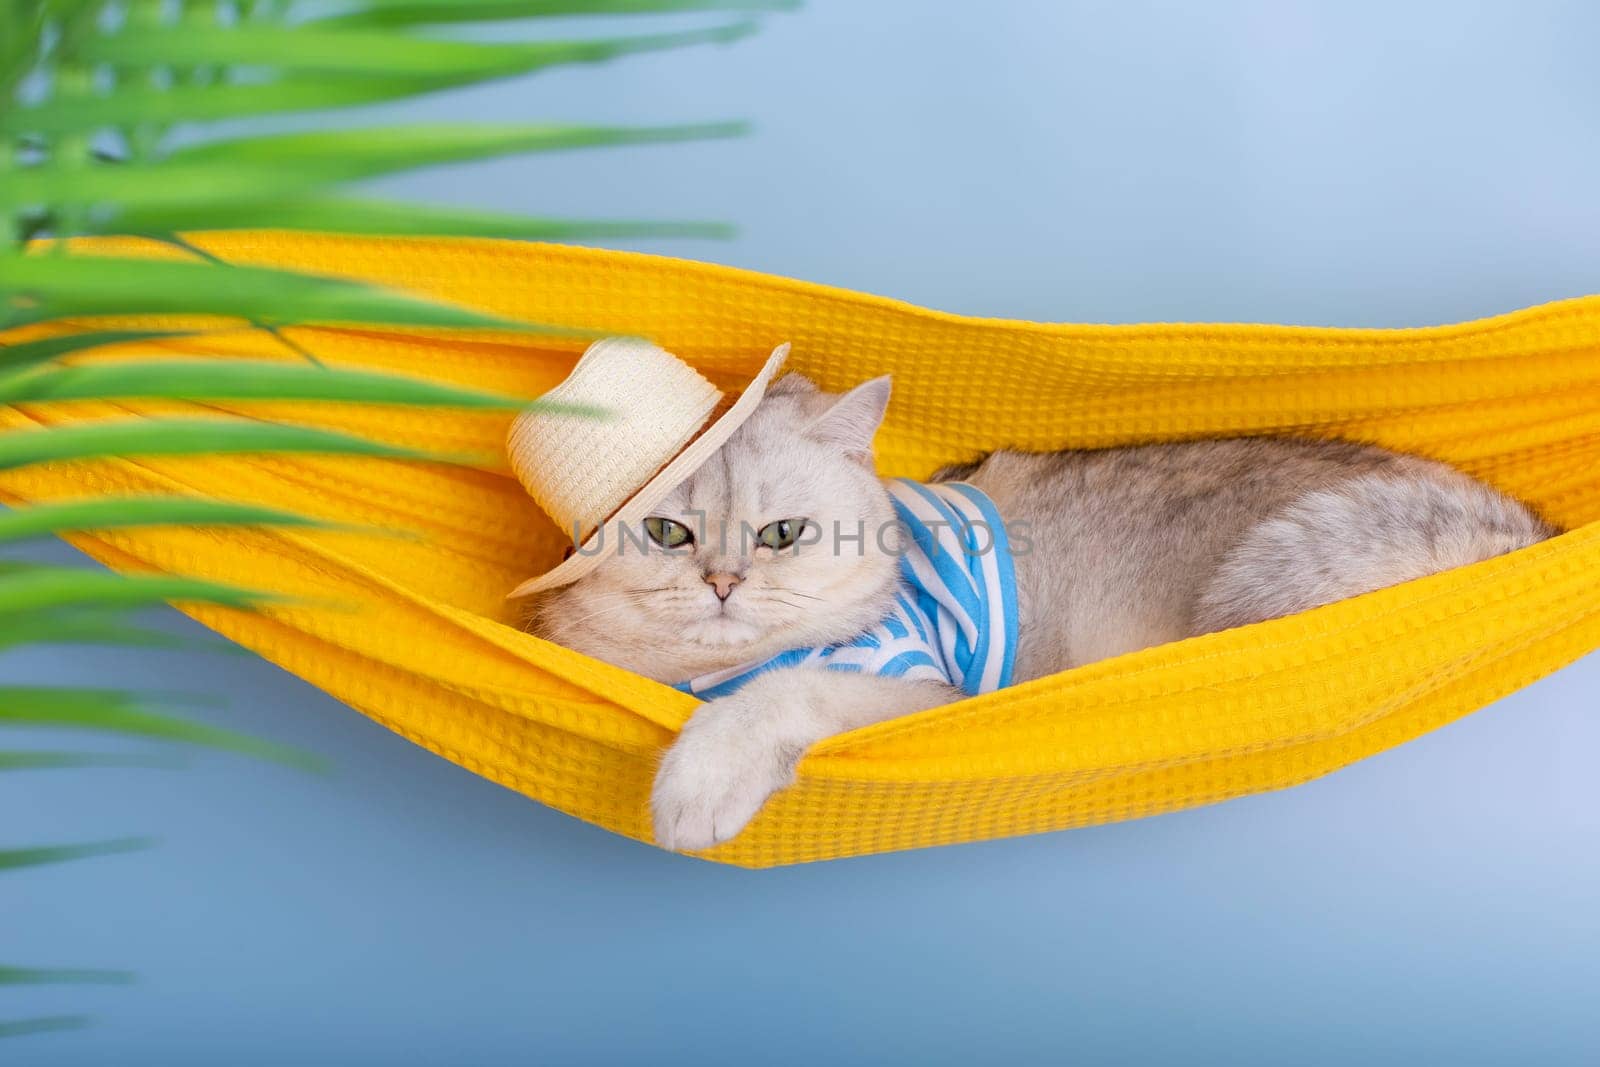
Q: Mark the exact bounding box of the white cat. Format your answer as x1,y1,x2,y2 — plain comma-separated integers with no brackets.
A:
530,374,1554,851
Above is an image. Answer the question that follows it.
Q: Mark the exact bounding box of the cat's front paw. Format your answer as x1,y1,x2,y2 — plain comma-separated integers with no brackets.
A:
651,698,797,853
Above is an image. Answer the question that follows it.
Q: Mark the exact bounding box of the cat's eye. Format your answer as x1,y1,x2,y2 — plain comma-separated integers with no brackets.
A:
755,518,807,550
644,516,694,549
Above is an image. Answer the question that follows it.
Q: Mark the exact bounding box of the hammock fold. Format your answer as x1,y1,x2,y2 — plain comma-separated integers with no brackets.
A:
3,231,1598,867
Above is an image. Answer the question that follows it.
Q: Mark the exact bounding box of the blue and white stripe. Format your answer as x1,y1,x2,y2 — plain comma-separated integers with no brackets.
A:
676,478,1019,700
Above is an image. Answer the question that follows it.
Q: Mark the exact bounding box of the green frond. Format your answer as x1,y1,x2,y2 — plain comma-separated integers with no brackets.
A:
0,838,151,872
0,566,277,615
0,750,184,770
0,254,516,329
0,606,246,653
0,1017,92,1039
0,0,777,1028
0,359,539,407
0,966,133,986
166,120,746,181
0,687,323,769
29,123,747,237
6,75,453,138
0,330,192,372
0,418,446,470
111,197,737,243
73,21,759,80
316,0,798,29
7,22,756,135
0,497,353,543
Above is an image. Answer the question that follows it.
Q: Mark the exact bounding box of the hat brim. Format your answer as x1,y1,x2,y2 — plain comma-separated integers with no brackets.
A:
506,342,791,599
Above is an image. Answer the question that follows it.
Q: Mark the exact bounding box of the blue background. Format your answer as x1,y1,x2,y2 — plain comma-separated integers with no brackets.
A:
7,2,1600,1062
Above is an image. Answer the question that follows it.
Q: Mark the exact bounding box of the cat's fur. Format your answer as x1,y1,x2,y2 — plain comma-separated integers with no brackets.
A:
530,374,1556,851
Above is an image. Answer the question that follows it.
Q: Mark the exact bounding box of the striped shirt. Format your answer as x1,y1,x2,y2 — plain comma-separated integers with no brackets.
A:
676,479,1019,700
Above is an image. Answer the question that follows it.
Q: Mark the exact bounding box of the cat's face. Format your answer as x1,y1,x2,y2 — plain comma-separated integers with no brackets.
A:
529,373,902,683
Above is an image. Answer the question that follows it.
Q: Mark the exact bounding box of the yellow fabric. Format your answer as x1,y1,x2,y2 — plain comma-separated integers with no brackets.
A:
3,232,1598,868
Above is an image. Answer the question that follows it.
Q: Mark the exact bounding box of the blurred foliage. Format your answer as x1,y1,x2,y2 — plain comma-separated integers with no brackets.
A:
1,0,787,1036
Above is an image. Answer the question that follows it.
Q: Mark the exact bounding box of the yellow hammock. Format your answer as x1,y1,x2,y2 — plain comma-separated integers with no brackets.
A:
4,232,1599,868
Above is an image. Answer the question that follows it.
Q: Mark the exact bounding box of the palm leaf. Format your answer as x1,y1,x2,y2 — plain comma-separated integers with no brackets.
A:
6,161,329,216
0,360,542,408
0,566,275,618
1,0,780,1036
13,124,747,228
6,75,450,138
110,197,736,242
0,606,244,652
167,122,746,174
0,1017,91,1039
73,21,758,79
0,687,323,769
0,966,132,986
7,22,756,134
0,497,353,542
0,254,515,329
0,330,192,372
317,0,797,28
0,418,445,470
0,838,150,872
0,750,183,770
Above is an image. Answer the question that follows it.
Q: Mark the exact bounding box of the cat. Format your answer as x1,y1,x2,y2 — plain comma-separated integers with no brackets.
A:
529,373,1556,851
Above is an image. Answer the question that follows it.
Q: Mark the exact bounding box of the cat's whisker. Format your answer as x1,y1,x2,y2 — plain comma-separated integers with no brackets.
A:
557,599,658,630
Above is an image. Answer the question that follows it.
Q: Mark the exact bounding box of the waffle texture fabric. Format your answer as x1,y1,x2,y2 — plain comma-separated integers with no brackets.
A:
2,232,1597,868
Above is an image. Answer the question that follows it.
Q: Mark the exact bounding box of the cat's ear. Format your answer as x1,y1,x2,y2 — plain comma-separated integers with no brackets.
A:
768,372,819,397
804,376,891,459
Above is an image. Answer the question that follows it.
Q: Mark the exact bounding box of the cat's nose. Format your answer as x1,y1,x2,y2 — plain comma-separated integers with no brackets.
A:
704,572,742,601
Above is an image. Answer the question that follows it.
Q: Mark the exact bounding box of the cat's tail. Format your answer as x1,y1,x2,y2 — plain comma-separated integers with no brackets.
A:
1194,468,1555,633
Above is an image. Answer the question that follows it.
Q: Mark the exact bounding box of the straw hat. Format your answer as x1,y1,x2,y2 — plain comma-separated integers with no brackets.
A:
505,337,791,598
